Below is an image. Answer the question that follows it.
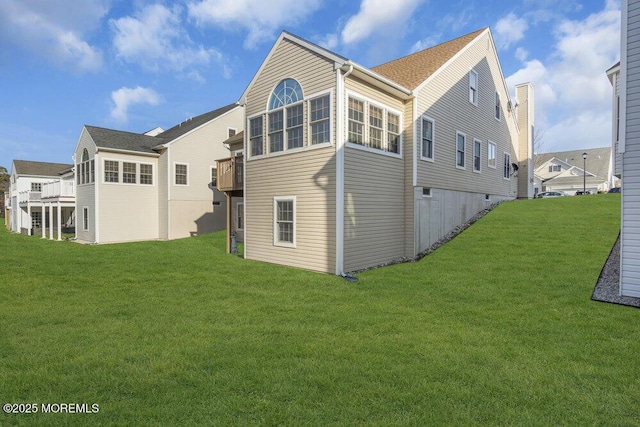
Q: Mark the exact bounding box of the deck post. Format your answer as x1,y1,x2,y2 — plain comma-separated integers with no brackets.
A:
226,192,232,253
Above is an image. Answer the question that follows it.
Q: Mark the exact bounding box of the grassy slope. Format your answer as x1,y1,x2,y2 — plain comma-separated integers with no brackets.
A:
0,194,638,426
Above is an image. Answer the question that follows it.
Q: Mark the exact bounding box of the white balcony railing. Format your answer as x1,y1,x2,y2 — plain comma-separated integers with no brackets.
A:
42,180,75,199
19,190,41,203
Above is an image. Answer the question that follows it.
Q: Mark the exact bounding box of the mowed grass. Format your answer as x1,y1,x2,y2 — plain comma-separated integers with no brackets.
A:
1,194,638,426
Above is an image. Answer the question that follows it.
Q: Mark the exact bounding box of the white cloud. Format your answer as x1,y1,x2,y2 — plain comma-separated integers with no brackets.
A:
187,0,322,48
110,86,161,123
0,0,106,71
506,1,620,151
494,13,529,49
410,36,440,54
111,4,223,77
317,33,339,51
515,47,529,62
341,0,424,45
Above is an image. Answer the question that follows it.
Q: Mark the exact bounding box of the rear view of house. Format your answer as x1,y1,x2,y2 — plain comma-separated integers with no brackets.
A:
233,28,534,275
75,103,243,244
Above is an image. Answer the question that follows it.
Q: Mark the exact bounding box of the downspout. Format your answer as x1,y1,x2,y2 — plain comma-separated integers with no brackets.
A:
336,64,353,276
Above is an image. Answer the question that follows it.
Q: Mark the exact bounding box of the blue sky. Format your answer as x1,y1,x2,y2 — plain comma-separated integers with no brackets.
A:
0,0,621,170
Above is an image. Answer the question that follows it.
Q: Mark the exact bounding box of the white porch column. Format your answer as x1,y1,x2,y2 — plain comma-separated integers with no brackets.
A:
27,204,31,235
49,203,54,240
42,204,46,238
56,202,62,241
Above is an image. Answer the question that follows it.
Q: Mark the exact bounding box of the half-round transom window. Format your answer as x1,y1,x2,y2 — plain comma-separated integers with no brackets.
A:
268,79,303,110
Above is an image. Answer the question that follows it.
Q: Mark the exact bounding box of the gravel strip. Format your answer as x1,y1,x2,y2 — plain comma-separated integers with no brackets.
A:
592,233,640,309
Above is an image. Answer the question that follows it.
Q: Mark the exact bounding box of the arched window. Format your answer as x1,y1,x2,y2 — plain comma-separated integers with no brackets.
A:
268,79,303,110
266,79,304,152
78,148,94,185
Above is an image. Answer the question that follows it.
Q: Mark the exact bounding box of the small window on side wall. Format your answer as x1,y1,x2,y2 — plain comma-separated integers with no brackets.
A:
274,196,295,247
469,70,478,105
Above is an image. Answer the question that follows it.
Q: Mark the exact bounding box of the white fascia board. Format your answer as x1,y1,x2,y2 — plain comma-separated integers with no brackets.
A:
343,62,413,99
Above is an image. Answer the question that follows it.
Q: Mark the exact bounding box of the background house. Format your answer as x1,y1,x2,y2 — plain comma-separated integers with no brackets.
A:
239,28,533,275
74,103,243,244
535,147,616,194
7,160,75,239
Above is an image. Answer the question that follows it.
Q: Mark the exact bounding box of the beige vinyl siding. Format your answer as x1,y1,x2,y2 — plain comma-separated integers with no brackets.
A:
74,128,97,243
167,107,242,239
621,0,640,297
415,32,518,198
345,77,405,112
245,38,336,118
245,147,336,273
244,36,338,273
343,148,404,272
97,152,159,243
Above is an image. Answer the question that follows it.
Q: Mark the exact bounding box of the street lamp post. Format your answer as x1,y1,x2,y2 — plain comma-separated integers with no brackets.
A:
582,152,587,194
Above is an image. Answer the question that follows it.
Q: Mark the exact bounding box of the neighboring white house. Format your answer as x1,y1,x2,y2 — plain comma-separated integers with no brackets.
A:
618,0,640,298
7,160,75,240
535,147,617,195
74,103,243,244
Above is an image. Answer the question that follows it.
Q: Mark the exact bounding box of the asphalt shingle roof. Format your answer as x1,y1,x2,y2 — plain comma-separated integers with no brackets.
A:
536,147,611,179
156,103,238,141
84,103,239,154
85,126,163,154
371,28,486,89
13,160,73,177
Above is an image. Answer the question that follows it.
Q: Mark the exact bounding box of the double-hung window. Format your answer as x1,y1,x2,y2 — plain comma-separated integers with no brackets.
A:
456,132,466,169
469,69,478,105
140,164,153,185
249,116,264,156
287,103,304,149
348,97,365,145
347,94,402,154
503,153,511,179
268,110,284,153
105,160,119,183
421,116,434,160
274,196,295,247
369,105,384,149
387,112,400,154
310,95,330,144
123,162,137,184
473,139,481,172
175,163,188,186
488,142,496,168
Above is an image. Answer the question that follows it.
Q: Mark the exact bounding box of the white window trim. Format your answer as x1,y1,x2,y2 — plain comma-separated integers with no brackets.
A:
422,187,432,198
227,127,237,138
495,91,501,121
236,201,244,231
473,138,482,173
103,159,120,184
247,113,265,159
174,162,189,186
469,69,478,106
420,114,435,162
306,89,333,148
273,196,296,248
122,161,137,185
455,131,466,170
82,206,89,231
210,165,217,188
139,162,155,186
503,152,511,180
487,141,497,169
345,90,403,159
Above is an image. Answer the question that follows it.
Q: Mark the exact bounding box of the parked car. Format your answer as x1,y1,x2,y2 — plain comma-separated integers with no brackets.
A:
575,190,591,195
608,187,621,193
536,191,565,198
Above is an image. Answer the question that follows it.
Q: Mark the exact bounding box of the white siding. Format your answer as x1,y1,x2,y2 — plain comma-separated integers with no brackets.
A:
621,0,640,297
75,129,97,243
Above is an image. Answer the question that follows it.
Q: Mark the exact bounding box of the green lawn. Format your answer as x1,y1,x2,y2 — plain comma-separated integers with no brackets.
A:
1,194,638,426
